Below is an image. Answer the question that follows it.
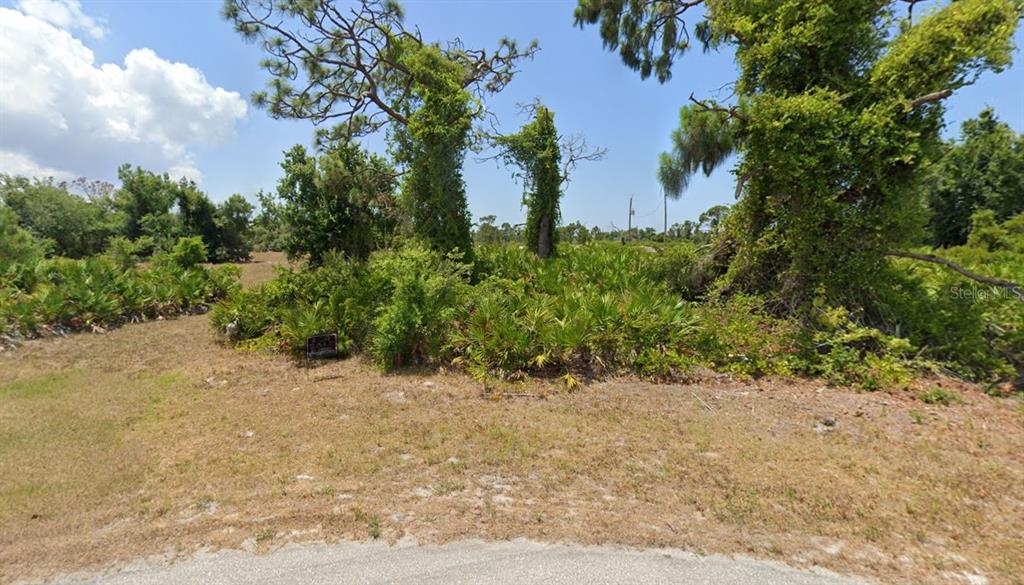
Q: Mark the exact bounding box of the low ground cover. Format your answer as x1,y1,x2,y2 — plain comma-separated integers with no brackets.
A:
1,237,238,349
212,241,1021,391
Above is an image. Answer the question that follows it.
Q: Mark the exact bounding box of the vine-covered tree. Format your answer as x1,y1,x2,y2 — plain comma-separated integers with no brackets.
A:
223,0,537,260
495,105,562,257
390,42,476,260
576,0,1022,310
492,103,605,258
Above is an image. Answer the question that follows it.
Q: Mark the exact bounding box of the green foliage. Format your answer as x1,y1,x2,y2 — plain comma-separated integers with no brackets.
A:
966,209,1012,252
0,175,113,258
577,0,1022,317
658,105,736,196
212,244,469,369
924,109,1024,247
217,242,898,383
276,142,397,265
104,236,153,270
798,306,916,390
1,251,238,343
169,237,209,269
215,194,255,262
494,105,563,258
919,386,961,406
115,165,180,240
177,181,221,255
173,180,253,263
882,213,1024,383
217,238,1022,388
395,41,476,262
367,246,471,369
250,189,288,252
0,205,47,272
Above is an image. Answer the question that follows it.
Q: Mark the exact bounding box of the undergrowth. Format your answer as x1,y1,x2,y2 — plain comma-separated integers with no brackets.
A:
211,242,975,389
1,237,239,344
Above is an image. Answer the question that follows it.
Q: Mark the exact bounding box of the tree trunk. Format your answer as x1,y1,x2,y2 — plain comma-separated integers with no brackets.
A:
537,214,552,259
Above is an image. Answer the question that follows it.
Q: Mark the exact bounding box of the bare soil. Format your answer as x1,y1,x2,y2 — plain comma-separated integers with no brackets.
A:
1,252,1022,584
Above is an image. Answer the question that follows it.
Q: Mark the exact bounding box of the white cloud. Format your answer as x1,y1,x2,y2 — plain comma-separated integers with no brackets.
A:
167,162,203,184
0,150,75,181
15,0,106,39
0,6,247,183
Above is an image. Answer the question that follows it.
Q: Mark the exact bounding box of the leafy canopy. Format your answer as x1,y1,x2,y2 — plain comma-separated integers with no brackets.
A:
577,0,1022,310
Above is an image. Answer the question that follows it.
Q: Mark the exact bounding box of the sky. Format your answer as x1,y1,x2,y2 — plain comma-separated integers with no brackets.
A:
1,0,1022,231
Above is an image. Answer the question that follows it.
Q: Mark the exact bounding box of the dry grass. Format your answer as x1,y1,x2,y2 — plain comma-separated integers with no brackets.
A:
227,251,294,287
1,254,1023,584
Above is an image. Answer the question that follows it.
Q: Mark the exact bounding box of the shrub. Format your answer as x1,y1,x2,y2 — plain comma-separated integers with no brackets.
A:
105,236,153,270
1,205,47,277
212,240,1019,390
169,237,208,269
1,251,238,344
367,246,471,369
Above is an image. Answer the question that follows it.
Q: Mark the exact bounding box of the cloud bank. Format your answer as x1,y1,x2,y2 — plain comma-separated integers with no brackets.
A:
0,2,247,183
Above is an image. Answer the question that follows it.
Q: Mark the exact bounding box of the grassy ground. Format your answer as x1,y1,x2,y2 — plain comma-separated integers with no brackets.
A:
1,252,1022,584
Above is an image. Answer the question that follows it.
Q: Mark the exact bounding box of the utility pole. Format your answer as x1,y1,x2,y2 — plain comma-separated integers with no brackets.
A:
627,195,634,241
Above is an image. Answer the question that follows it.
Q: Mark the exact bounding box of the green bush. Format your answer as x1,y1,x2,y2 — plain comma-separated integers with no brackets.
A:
169,237,208,269
1,251,238,343
105,236,154,270
919,386,961,406
368,247,471,368
212,238,1021,389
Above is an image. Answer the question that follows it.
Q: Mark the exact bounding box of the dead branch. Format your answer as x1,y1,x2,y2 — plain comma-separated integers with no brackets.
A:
906,89,953,111
887,250,1022,293
688,93,748,123
560,133,607,184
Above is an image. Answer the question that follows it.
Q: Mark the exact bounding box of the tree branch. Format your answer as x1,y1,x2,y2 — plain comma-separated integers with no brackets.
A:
906,88,953,111
688,93,748,123
887,250,1022,293
226,0,534,135
560,133,607,184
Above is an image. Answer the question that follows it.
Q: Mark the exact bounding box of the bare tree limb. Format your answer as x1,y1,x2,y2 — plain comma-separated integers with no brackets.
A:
688,93,748,123
560,133,607,184
887,250,1022,293
906,88,953,111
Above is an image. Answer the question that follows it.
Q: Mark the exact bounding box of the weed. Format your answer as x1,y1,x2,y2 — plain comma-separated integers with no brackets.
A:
433,480,465,496
255,527,274,544
367,516,381,539
918,387,961,406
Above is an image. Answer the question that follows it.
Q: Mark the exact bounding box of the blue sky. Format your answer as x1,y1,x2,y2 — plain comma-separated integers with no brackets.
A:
1,0,1021,230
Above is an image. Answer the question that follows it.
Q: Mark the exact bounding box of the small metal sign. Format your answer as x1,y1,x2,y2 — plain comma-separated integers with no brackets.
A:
306,332,339,359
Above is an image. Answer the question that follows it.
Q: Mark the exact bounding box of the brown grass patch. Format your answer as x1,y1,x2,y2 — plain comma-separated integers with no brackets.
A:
1,256,1022,584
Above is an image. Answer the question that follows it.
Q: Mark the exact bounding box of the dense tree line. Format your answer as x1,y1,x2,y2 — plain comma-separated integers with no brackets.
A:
0,167,254,263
